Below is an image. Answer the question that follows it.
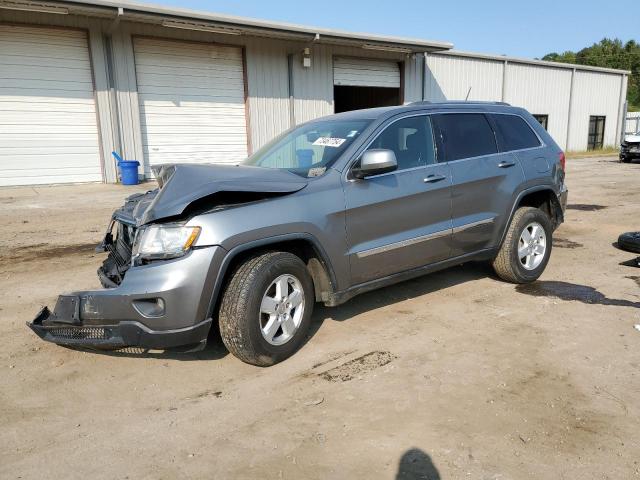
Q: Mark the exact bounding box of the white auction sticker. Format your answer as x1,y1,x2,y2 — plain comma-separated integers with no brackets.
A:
312,137,346,147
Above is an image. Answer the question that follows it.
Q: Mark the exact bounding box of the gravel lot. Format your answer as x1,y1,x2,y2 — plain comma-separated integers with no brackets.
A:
1,155,639,479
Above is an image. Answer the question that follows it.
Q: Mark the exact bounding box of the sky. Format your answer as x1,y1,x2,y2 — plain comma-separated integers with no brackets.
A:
148,0,639,59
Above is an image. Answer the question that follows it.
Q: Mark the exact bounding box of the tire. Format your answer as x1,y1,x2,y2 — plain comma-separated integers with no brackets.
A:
218,251,314,366
620,156,631,163
618,232,640,254
492,207,553,283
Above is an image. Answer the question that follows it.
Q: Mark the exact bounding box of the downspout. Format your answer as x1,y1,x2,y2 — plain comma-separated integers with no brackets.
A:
104,7,124,162
287,53,295,128
616,74,628,144
501,60,508,102
422,52,427,101
565,67,576,151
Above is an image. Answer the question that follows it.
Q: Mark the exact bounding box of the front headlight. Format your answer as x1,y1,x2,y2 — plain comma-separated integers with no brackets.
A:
133,225,201,260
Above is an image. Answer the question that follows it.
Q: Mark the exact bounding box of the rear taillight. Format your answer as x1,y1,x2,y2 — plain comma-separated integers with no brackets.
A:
558,151,566,172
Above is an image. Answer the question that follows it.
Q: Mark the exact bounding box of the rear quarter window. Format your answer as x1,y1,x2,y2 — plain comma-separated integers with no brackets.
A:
433,113,497,161
491,114,541,151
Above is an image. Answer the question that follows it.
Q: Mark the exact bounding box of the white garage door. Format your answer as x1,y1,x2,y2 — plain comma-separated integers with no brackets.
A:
133,38,248,174
333,57,401,88
0,25,102,186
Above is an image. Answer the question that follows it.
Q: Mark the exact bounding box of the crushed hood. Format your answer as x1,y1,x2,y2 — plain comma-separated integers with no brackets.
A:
115,164,309,226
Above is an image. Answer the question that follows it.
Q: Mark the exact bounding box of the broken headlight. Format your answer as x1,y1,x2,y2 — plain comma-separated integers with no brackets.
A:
133,225,201,261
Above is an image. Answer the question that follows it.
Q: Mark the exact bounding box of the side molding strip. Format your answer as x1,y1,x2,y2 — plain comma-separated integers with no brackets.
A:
452,217,495,234
356,229,451,259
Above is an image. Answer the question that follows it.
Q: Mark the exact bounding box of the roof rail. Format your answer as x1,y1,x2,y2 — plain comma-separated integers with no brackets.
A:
409,100,511,106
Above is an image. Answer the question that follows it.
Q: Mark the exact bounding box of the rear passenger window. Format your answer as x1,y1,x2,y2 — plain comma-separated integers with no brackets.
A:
491,114,541,151
434,114,497,161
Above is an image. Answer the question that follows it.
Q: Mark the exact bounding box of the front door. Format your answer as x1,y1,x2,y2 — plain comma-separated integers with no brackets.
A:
343,115,452,285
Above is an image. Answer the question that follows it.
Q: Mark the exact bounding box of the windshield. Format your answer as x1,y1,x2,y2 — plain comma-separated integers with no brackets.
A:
242,119,372,177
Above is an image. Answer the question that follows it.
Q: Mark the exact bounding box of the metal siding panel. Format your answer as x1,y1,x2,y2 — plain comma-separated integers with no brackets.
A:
569,71,622,150
333,57,400,88
403,54,423,103
87,24,118,183
133,37,248,174
425,54,503,101
292,44,334,124
244,37,290,150
504,63,572,149
0,25,102,186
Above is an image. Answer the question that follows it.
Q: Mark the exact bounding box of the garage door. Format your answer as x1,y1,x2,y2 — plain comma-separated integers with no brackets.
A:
133,38,248,174
0,25,102,186
333,57,401,88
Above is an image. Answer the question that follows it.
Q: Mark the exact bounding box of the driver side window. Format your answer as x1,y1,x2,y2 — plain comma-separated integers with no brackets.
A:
366,115,435,171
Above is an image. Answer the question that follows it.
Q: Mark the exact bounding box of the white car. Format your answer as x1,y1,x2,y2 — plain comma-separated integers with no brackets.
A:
620,130,640,163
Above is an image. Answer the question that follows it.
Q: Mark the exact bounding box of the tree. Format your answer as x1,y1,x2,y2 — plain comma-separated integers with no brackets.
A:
542,38,640,111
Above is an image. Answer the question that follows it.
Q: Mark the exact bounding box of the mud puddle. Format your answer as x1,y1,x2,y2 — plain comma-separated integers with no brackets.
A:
516,281,639,308
553,237,583,249
566,204,607,211
320,351,396,382
0,242,100,264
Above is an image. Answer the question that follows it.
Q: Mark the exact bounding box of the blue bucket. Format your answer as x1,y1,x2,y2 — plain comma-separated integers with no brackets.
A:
112,152,140,185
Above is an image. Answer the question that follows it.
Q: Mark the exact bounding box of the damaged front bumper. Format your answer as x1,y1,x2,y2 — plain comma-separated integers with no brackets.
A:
27,239,226,351
29,304,213,351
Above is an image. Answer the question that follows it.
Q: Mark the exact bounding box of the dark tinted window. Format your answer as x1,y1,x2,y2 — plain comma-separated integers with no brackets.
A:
367,115,436,170
492,114,541,151
434,113,497,161
588,115,605,150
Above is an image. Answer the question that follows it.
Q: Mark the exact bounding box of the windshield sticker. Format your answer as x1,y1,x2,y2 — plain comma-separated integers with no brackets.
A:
307,167,326,177
313,137,346,147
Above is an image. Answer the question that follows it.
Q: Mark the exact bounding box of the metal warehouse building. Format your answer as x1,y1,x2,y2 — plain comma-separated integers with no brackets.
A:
0,0,631,186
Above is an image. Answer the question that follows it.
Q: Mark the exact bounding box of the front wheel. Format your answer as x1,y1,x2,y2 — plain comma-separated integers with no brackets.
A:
218,252,314,366
492,207,553,283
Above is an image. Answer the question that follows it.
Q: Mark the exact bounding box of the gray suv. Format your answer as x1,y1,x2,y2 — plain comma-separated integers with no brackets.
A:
29,102,568,366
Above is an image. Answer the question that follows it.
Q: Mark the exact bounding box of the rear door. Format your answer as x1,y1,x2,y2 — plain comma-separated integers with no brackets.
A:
343,115,452,284
490,113,546,182
433,112,524,257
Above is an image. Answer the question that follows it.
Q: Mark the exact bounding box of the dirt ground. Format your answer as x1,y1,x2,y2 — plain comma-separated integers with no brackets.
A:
1,156,639,480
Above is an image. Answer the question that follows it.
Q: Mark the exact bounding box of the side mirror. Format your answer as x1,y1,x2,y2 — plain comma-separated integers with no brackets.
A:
353,149,398,179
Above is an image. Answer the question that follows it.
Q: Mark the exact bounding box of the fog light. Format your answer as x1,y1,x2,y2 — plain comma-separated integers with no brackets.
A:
133,298,165,317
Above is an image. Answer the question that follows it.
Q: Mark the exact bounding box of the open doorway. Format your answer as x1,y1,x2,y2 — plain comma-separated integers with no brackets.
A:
333,57,403,113
333,85,401,113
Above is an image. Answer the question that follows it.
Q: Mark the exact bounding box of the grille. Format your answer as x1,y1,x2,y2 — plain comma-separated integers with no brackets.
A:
105,238,131,270
48,327,108,340
101,222,135,286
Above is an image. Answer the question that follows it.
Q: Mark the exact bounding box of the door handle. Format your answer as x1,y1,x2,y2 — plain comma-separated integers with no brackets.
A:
498,161,516,168
424,174,446,183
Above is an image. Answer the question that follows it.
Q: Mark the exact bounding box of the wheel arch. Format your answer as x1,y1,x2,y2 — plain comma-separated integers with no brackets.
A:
500,186,563,247
207,233,337,319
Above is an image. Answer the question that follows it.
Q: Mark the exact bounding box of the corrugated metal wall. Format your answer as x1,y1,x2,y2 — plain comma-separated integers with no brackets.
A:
425,53,503,102
0,10,629,184
426,52,627,150
291,44,334,125
403,54,424,103
504,63,572,150
569,70,622,150
244,37,291,150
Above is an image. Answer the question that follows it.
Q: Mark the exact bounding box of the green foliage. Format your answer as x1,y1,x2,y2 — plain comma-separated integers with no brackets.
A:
542,38,640,111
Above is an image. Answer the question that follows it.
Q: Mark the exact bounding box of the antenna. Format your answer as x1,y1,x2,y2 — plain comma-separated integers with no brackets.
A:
465,87,472,101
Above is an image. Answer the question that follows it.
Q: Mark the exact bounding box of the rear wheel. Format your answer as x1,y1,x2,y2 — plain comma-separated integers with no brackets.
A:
492,207,553,283
218,252,314,366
